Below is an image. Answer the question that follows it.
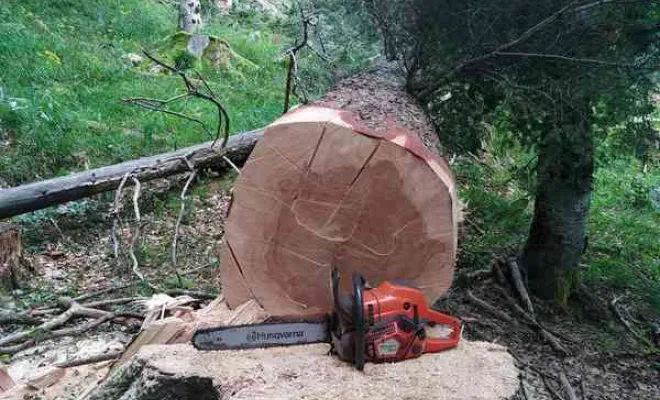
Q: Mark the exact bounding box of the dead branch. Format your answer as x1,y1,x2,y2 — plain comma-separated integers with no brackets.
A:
171,169,197,286
164,288,217,300
0,313,42,326
507,258,535,316
283,7,325,113
542,375,566,400
80,297,146,309
56,350,123,368
466,289,515,323
133,52,230,149
222,155,241,174
128,177,148,287
559,373,578,400
610,295,651,346
72,283,132,303
492,261,507,286
111,172,133,262
495,286,569,355
0,298,145,355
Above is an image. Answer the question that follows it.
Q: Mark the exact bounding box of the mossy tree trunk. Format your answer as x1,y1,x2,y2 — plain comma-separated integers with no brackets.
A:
521,108,593,303
179,0,203,33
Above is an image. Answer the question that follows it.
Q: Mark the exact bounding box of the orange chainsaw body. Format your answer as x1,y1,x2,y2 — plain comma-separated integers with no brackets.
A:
361,281,462,363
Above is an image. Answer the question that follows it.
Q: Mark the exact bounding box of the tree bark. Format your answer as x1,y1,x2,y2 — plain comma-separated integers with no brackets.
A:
0,223,22,292
0,129,263,220
179,0,203,33
522,111,593,302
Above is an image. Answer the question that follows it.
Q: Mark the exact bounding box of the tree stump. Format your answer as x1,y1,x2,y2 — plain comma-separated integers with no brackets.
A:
0,223,22,293
88,341,519,400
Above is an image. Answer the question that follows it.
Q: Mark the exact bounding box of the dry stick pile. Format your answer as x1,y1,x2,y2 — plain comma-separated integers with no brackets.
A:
463,258,580,400
462,256,660,400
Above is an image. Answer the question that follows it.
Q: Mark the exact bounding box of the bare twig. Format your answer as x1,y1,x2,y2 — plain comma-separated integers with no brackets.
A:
139,51,231,149
111,172,133,262
559,373,578,400
172,170,197,286
222,155,241,174
48,217,66,243
72,283,132,303
507,258,535,316
495,286,569,354
80,297,146,309
466,289,514,323
610,295,652,346
129,177,148,286
164,288,217,300
56,351,123,369
542,375,566,400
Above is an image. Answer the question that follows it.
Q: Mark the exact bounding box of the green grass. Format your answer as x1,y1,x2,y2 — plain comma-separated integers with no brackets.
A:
0,1,296,185
457,131,660,310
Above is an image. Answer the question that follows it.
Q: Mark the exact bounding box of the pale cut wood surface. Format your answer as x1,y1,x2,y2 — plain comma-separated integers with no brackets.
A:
220,106,458,315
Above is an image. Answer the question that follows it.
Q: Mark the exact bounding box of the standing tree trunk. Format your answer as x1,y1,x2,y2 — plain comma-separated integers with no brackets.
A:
521,110,593,303
179,0,203,33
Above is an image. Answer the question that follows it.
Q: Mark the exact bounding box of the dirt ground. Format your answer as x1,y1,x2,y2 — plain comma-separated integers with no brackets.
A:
1,63,659,399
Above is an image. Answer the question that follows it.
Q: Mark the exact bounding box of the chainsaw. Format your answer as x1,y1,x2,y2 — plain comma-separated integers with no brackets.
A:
192,269,462,370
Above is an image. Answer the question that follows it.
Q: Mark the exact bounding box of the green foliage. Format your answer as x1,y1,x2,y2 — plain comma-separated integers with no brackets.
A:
0,0,293,185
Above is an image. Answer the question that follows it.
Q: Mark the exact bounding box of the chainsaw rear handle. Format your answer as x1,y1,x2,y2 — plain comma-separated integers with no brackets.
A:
423,308,462,353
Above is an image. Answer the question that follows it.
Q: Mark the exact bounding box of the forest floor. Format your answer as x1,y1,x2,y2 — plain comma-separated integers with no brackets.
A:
2,64,659,400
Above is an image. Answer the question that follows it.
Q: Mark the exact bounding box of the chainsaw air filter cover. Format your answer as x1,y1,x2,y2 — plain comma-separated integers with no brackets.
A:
219,106,459,316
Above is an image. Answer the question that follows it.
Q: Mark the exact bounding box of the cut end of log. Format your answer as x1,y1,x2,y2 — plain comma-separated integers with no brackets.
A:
219,106,459,315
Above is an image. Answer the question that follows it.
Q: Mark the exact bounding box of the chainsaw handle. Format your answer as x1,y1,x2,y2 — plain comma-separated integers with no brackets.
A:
352,273,366,371
423,308,462,353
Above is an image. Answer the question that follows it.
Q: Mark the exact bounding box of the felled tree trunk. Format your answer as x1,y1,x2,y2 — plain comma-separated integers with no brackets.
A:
178,0,203,33
522,111,593,303
0,223,22,292
0,129,263,220
220,67,459,316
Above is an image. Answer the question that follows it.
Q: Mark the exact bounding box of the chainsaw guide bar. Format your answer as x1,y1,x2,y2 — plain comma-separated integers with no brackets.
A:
192,321,330,351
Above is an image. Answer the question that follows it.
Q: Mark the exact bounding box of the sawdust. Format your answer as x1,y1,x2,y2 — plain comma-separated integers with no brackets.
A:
98,340,519,400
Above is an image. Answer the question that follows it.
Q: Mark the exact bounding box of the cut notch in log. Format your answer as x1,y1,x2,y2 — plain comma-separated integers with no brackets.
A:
0,128,263,220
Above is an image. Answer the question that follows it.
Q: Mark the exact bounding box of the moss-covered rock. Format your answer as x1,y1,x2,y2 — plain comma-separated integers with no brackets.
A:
143,31,257,76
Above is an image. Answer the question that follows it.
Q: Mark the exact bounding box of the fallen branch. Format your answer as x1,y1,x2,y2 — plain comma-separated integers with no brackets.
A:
164,288,217,300
171,169,197,286
609,295,651,346
466,289,514,323
0,298,145,355
110,172,132,263
559,372,578,400
507,257,535,316
495,286,569,355
72,283,132,303
0,128,263,219
129,177,148,287
80,297,146,309
56,350,123,368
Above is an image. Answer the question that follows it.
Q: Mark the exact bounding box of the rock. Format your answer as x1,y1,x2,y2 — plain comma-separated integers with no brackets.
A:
214,0,233,13
88,340,519,400
122,53,144,67
186,35,211,59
